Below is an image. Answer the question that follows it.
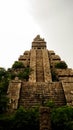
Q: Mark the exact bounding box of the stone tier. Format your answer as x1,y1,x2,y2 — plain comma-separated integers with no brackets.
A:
36,50,44,82
7,78,22,110
18,82,66,108
56,69,73,82
19,51,30,67
62,82,73,106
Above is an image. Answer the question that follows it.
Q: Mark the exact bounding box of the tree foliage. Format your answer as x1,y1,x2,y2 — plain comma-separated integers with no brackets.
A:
0,67,7,80
12,61,25,69
51,106,73,130
45,100,55,108
0,64,32,112
0,79,9,113
18,67,31,80
0,107,39,130
55,61,67,69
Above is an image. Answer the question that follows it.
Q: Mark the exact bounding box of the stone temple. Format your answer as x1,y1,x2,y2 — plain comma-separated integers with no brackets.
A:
7,35,73,110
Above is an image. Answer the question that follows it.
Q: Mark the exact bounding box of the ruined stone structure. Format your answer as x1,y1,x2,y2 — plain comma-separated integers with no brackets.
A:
7,35,73,110
40,107,51,130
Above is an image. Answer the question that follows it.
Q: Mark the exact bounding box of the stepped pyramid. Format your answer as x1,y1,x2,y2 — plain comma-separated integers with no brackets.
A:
7,35,73,110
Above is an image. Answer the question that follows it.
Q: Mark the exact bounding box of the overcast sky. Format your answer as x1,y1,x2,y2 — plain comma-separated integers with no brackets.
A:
0,0,73,69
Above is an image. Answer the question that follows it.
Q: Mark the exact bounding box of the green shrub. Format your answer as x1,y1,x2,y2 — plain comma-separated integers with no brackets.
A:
45,100,55,108
0,107,39,130
13,107,39,130
0,68,7,80
0,114,14,130
0,95,9,113
12,61,24,69
55,61,67,69
0,79,9,113
51,106,73,130
18,67,31,80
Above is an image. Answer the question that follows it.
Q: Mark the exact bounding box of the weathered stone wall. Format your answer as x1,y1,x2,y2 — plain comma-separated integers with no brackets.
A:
56,69,73,82
40,107,51,130
42,50,52,82
29,49,36,82
18,82,66,108
62,82,73,106
36,50,44,82
48,50,73,107
29,49,52,82
7,35,73,111
7,78,21,110
32,35,46,49
48,50,61,68
19,51,30,67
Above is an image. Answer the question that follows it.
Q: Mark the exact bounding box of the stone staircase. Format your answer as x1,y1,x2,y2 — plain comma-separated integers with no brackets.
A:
18,82,41,108
36,50,44,82
18,83,30,108
18,82,66,108
50,82,66,106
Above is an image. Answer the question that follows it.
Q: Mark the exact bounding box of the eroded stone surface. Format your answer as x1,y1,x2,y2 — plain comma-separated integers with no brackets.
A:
40,107,52,130
7,35,73,110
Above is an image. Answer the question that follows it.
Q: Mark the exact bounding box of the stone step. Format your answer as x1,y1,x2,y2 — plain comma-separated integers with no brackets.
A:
18,82,66,108
36,50,44,82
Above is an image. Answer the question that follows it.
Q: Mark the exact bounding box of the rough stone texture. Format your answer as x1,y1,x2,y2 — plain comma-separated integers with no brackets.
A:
42,50,52,82
50,54,61,61
40,107,51,130
32,35,46,49
29,49,36,82
49,51,61,68
7,78,21,110
19,51,30,67
56,69,73,77
48,50,73,107
62,82,73,106
7,35,73,109
36,50,44,82
18,82,66,108
48,50,55,55
7,35,73,130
